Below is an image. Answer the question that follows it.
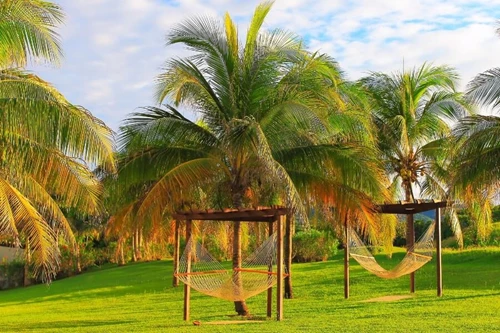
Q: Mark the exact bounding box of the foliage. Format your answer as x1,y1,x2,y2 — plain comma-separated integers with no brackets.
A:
451,34,500,243
0,0,63,67
117,0,387,236
292,229,339,262
0,258,24,290
57,235,116,278
492,205,500,222
393,219,433,247
0,257,24,277
0,0,116,281
360,63,470,246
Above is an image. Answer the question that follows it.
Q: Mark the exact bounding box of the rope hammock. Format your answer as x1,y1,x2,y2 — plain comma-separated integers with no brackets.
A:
175,233,286,302
349,222,435,279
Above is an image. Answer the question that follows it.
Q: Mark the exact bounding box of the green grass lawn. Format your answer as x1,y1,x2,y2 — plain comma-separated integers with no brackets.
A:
1,247,499,332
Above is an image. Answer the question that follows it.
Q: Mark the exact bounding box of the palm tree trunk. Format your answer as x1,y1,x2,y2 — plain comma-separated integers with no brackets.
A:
139,228,144,260
232,189,250,316
118,239,125,266
404,183,415,245
232,220,249,315
75,243,82,274
404,182,416,293
254,222,260,247
133,228,142,261
132,234,137,262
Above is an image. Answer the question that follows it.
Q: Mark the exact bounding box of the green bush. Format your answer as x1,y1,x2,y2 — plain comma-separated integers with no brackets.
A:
488,224,500,246
201,235,229,262
58,236,116,278
394,219,433,247
292,229,339,263
0,259,25,290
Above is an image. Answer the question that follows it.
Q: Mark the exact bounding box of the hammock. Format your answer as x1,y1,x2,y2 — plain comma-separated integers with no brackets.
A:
175,233,286,301
349,222,435,279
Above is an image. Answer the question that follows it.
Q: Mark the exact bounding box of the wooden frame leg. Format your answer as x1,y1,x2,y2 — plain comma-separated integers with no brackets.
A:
183,220,192,321
344,215,349,299
436,208,443,297
284,214,293,299
267,221,273,318
276,215,284,321
407,214,415,293
173,220,180,287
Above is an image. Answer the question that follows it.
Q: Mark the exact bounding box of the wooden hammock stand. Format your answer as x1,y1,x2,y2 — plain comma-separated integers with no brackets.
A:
172,206,292,321
344,200,449,298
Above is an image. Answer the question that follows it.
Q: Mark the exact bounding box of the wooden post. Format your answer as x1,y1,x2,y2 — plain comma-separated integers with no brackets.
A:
436,208,443,297
407,214,415,293
267,220,273,318
183,220,192,321
276,215,284,321
173,220,180,287
344,216,349,299
284,213,293,299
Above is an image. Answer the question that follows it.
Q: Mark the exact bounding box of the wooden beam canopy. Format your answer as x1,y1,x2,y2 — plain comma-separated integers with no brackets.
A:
376,200,449,215
172,206,289,222
344,200,449,298
173,205,290,322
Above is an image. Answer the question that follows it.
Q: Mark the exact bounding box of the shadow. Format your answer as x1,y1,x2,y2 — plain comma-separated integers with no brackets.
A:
0,260,176,305
7,320,134,330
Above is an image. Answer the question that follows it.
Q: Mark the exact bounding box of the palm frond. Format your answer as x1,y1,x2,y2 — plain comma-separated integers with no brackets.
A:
0,0,64,67
466,68,500,108
0,177,59,281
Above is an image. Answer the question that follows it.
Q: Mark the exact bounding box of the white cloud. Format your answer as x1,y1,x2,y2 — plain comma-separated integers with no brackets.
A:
29,0,500,130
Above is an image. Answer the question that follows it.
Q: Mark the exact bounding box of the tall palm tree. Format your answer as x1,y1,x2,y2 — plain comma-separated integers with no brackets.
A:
361,63,470,245
0,0,115,281
452,68,500,242
119,1,386,315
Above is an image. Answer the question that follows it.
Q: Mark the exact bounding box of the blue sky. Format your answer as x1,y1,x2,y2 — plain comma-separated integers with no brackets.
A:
31,0,500,131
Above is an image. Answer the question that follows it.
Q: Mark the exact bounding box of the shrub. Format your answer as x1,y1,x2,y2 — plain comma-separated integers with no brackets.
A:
394,219,434,247
292,229,339,263
0,259,25,290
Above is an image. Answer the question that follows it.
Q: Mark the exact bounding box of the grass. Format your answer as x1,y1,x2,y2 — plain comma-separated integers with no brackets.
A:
1,248,499,332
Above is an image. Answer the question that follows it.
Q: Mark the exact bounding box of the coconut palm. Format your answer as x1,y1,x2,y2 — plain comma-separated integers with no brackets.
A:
0,0,115,281
451,68,500,242
361,63,470,245
118,1,386,315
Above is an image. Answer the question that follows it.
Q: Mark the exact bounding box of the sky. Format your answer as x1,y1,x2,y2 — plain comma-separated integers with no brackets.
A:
30,0,500,131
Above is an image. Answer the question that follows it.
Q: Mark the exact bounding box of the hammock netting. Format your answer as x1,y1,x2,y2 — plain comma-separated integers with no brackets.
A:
349,222,435,279
175,233,286,301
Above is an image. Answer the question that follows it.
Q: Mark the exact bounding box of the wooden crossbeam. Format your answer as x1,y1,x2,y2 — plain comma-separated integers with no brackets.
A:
173,207,289,222
377,201,450,214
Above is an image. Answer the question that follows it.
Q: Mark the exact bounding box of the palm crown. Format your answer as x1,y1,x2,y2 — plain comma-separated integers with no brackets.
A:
361,64,469,200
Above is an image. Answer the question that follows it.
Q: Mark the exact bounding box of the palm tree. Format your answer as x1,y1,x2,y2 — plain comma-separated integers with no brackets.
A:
361,63,470,245
0,0,115,281
451,69,500,242
119,1,386,315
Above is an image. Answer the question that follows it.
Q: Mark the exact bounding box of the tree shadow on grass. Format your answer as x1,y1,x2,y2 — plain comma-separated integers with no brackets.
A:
5,320,134,331
0,260,178,305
